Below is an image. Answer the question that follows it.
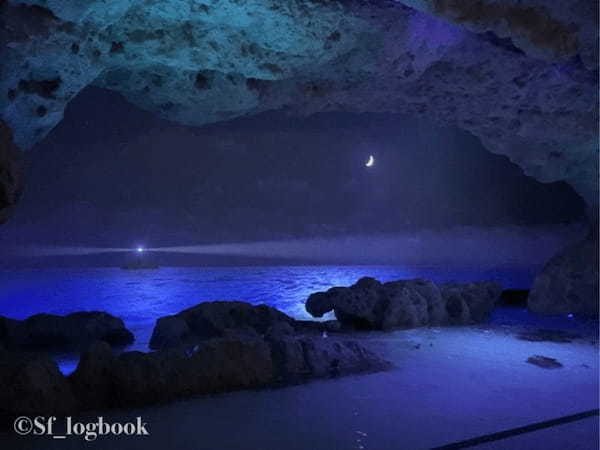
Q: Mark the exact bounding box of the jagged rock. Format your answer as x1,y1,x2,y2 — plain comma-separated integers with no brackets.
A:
0,0,597,207
306,277,502,330
293,337,386,378
70,338,273,409
0,121,24,223
405,0,597,67
148,316,191,349
440,281,503,323
108,337,275,407
268,333,388,382
383,278,447,328
0,351,78,421
0,302,387,414
0,311,134,351
528,227,599,316
70,333,388,409
526,355,563,369
69,340,116,410
265,321,295,339
150,301,294,349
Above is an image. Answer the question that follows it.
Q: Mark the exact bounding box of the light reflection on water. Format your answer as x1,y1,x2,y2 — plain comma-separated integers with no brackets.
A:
0,265,534,355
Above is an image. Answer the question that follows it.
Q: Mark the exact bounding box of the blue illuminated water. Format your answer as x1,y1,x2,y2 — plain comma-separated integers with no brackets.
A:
0,265,535,351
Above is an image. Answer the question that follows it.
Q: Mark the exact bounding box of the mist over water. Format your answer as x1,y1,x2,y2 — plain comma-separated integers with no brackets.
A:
4,224,582,268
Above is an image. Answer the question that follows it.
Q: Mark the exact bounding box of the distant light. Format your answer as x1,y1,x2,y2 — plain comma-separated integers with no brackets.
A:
567,313,574,318
136,247,144,253
365,155,375,167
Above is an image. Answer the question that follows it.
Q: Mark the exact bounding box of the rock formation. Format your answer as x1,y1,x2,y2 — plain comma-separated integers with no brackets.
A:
69,333,386,410
306,277,503,329
150,300,295,349
0,350,79,423
150,300,343,349
0,302,388,420
0,0,597,204
528,226,599,316
0,120,23,223
0,311,134,351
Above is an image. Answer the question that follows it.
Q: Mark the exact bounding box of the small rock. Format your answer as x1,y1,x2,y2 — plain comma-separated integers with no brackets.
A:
0,312,134,351
305,277,502,330
526,355,563,369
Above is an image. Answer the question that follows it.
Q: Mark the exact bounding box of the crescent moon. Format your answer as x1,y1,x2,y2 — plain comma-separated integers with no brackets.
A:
365,155,375,167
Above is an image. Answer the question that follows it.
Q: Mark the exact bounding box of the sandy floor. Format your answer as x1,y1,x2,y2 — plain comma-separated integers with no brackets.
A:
2,310,598,450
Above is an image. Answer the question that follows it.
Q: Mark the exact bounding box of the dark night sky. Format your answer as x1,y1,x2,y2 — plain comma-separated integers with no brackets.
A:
0,87,585,265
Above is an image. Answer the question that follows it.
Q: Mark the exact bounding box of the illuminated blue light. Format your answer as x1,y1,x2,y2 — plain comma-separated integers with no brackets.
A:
136,247,144,253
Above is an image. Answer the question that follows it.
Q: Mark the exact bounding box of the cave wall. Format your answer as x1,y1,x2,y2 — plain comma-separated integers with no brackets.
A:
0,120,23,223
1,0,597,209
528,224,599,316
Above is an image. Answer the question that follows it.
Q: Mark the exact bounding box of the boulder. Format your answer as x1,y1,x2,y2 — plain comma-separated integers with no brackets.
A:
79,338,275,407
1,311,134,351
383,279,447,329
150,301,294,349
293,337,388,379
69,333,388,409
306,277,502,330
268,333,389,383
0,351,78,424
440,281,503,323
148,316,191,349
69,340,116,410
109,348,192,407
0,301,389,414
2,1,597,210
528,227,599,317
526,355,564,369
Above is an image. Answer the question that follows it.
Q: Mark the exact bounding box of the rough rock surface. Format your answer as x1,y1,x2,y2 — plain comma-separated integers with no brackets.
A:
150,301,295,349
528,227,599,317
0,311,134,351
0,0,597,207
68,333,387,410
150,300,340,350
306,277,502,329
440,281,503,323
0,303,387,417
0,350,78,423
0,120,23,223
